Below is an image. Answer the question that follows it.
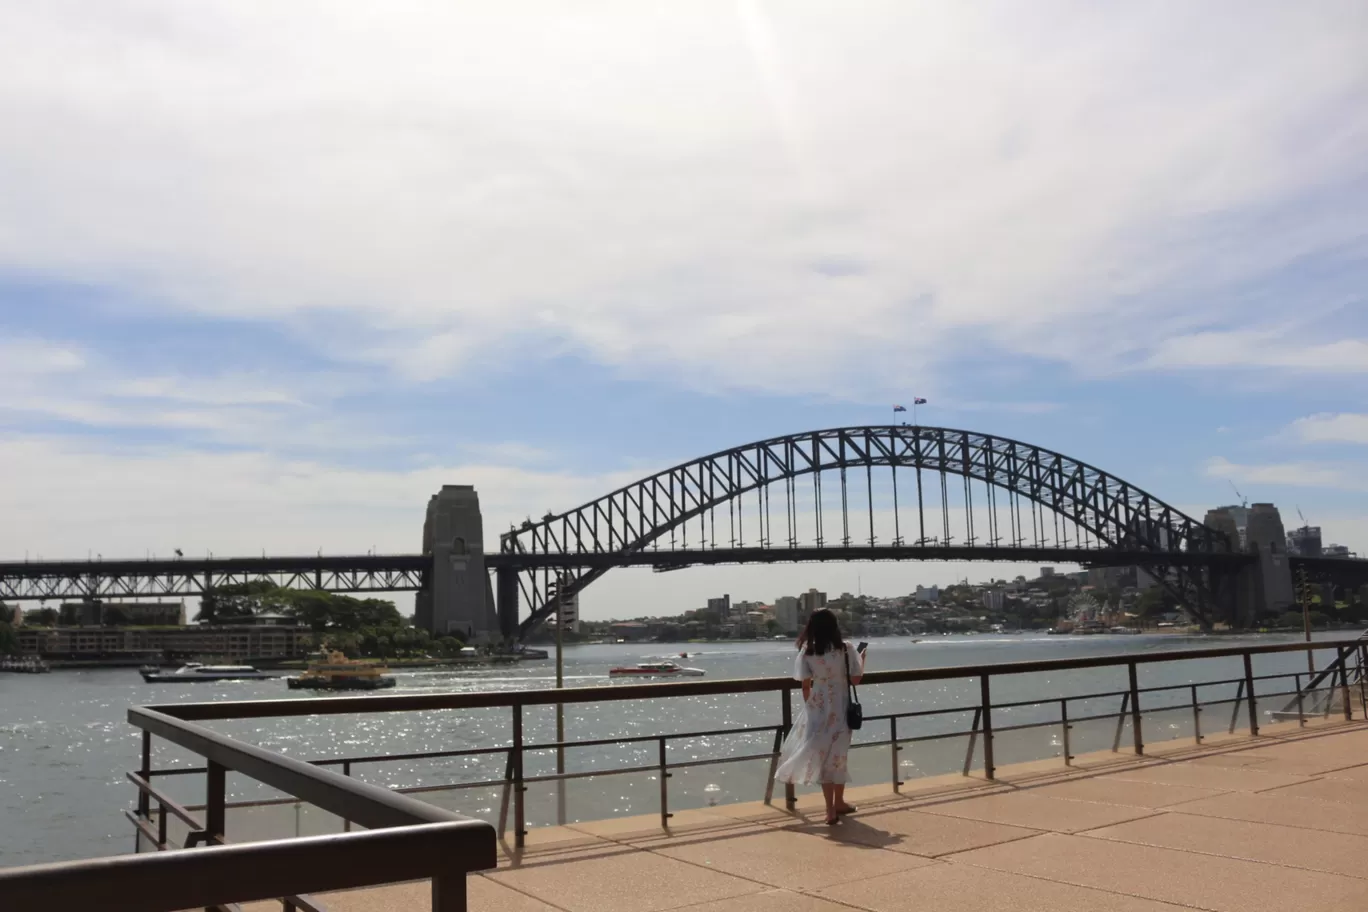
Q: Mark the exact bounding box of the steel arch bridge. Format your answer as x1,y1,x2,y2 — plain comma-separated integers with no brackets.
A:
500,425,1237,637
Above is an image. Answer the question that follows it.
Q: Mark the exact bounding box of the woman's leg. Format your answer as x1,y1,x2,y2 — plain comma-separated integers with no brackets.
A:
834,784,856,814
821,782,837,823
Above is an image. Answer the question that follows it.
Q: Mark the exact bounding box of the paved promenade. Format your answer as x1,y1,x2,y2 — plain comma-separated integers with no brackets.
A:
250,719,1368,912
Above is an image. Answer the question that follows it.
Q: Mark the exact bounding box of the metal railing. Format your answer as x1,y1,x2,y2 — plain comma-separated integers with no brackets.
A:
2,705,496,912
128,638,1368,854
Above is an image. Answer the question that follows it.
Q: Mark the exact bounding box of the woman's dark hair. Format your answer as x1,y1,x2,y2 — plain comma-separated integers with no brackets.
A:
797,608,845,656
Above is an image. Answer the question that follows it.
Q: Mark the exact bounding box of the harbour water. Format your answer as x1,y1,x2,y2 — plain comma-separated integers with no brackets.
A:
0,631,1355,868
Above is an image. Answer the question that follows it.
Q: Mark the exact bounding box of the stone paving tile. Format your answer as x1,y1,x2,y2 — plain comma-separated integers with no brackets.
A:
1259,776,1368,807
1177,790,1368,837
1099,759,1311,792
818,859,1194,912
953,831,1368,912
486,846,763,912
816,807,1040,857
242,877,562,912
655,825,933,891
911,789,1160,833
1087,812,1368,880
669,888,856,912
1023,775,1226,808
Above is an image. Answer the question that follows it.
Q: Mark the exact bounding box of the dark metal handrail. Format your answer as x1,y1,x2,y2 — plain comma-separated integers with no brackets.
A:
0,822,493,912
150,637,1366,721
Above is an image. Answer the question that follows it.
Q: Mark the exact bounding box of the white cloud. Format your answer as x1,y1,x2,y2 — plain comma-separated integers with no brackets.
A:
1,3,1365,396
1289,413,1368,445
1205,456,1368,492
1148,332,1368,374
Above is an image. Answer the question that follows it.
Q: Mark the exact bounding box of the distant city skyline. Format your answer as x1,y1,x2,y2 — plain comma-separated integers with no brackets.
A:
2,4,1366,622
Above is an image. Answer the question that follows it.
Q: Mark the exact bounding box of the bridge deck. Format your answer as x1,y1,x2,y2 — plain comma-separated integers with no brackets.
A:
244,718,1368,912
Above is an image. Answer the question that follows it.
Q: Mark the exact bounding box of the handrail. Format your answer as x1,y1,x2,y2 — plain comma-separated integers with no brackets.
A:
150,637,1364,721
128,707,465,830
0,822,494,912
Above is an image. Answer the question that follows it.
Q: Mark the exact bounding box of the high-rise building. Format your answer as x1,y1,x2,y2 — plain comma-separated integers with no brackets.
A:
773,596,801,634
798,589,826,617
1323,544,1352,558
706,595,731,618
1287,525,1323,557
914,585,940,604
1039,567,1056,578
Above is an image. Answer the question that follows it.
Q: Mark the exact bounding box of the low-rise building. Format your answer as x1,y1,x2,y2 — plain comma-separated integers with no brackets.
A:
14,624,310,661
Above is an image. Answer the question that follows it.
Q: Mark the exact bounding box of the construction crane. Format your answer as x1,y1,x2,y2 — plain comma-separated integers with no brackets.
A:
1228,481,1248,508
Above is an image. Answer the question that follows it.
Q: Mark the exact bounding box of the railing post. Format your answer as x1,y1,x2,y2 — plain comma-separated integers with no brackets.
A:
889,717,902,792
979,675,995,780
342,761,352,832
1242,652,1259,736
138,731,152,821
1112,692,1130,751
156,799,168,849
657,737,671,829
205,761,226,846
1294,674,1306,727
1338,647,1353,721
1228,680,1245,734
1059,699,1072,765
512,705,526,850
1127,662,1144,756
782,687,796,809
963,707,982,776
432,873,468,912
1190,685,1203,744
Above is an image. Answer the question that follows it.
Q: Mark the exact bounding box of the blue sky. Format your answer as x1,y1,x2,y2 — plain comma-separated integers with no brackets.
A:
2,2,1367,618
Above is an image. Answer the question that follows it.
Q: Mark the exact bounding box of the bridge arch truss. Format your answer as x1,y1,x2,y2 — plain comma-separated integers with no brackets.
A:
501,426,1234,637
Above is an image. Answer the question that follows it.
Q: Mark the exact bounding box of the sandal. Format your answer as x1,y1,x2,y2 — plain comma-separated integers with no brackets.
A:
825,815,840,826
836,804,858,815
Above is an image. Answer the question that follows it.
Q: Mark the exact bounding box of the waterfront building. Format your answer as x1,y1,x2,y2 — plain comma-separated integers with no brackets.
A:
14,623,310,662
59,600,185,627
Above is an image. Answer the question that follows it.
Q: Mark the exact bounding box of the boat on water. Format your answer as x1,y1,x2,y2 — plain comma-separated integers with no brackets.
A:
287,651,396,690
609,661,705,678
0,655,50,673
140,662,274,682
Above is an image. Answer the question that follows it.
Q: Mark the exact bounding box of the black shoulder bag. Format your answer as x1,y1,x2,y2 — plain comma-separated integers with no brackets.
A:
844,646,863,730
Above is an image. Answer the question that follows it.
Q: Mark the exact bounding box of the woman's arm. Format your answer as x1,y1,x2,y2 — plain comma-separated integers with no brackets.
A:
849,644,864,686
802,679,813,702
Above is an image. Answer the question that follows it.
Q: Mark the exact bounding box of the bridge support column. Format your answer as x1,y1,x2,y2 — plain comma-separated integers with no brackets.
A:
496,568,519,642
1243,504,1295,626
420,485,497,643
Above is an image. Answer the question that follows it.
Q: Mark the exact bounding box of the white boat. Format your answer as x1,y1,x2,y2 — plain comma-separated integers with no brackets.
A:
608,661,705,678
140,662,274,682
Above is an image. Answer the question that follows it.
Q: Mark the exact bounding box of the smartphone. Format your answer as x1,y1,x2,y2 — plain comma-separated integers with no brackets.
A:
857,641,869,654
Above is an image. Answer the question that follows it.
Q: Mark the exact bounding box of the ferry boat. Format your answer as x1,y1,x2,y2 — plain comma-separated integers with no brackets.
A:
140,662,274,682
0,655,50,673
286,651,397,690
608,661,705,678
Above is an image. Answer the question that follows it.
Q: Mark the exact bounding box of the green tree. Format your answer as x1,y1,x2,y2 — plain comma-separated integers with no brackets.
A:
197,580,284,623
24,607,58,626
0,620,16,655
436,636,463,657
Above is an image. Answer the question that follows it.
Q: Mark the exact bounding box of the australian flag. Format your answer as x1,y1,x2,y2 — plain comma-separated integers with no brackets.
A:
892,404,907,413
914,397,928,405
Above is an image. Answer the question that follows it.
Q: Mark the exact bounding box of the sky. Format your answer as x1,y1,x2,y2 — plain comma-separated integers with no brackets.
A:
2,2,1367,620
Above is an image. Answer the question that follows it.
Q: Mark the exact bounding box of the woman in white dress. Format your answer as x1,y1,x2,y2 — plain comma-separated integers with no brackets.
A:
774,608,865,825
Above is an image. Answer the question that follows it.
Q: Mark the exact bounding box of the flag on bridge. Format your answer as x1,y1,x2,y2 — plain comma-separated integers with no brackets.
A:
914,397,928,405
892,404,907,413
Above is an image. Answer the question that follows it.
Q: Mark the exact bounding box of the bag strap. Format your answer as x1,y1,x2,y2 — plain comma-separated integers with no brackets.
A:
844,645,860,705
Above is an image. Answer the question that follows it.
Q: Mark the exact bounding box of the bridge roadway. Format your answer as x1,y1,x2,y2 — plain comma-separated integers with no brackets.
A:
0,545,1262,602
244,718,1368,912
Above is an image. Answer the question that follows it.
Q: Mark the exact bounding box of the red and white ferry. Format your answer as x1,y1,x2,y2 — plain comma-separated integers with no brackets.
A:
608,661,706,678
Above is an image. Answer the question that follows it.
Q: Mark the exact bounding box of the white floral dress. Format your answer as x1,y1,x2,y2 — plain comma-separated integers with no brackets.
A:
775,643,863,785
